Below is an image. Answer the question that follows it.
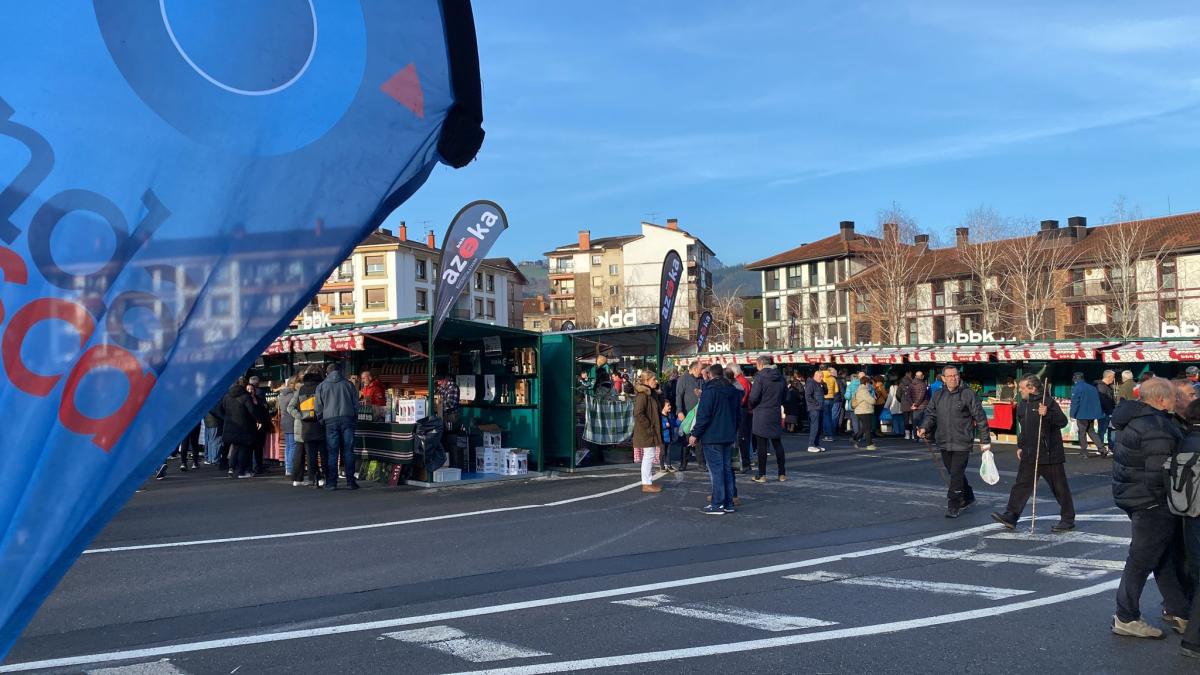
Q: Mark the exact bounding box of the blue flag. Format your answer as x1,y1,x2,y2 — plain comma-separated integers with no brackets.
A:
0,1,483,654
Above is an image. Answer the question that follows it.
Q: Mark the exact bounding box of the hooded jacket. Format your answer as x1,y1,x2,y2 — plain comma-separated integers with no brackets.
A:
219,385,259,447
316,369,359,420
690,377,741,445
748,366,786,439
1111,399,1184,512
632,383,665,448
920,385,989,452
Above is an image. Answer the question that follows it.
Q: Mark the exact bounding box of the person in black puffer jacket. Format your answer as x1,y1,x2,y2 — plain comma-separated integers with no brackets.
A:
991,376,1075,531
1109,377,1190,640
219,379,260,479
748,356,787,483
293,367,326,488
1178,399,1200,659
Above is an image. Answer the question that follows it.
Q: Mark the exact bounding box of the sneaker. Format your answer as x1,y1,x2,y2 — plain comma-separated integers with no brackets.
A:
190,461,199,470
642,484,662,493
945,507,960,519
1052,521,1075,533
663,464,677,473
865,444,878,451
1162,612,1188,635
292,481,302,487
318,479,326,487
178,464,189,472
1112,616,1164,639
1182,641,1200,659
778,475,788,482
751,475,767,484
991,512,1017,529
960,497,977,511
721,505,736,513
155,465,167,480
701,505,724,515
807,446,825,453
237,473,252,479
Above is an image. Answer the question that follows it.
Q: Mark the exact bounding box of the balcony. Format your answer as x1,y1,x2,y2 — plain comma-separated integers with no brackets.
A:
1063,323,1119,339
550,291,575,300
1063,279,1131,300
333,303,354,317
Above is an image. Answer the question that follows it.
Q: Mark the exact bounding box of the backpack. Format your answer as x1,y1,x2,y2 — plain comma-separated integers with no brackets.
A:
297,390,318,420
1164,453,1200,517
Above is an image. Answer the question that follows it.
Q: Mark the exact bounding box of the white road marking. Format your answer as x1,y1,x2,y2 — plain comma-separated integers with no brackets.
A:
905,546,1124,580
443,580,1121,675
987,531,1131,546
612,595,835,632
6,515,1123,672
85,660,185,674
784,571,1033,600
83,473,666,555
0,523,1003,672
384,626,549,663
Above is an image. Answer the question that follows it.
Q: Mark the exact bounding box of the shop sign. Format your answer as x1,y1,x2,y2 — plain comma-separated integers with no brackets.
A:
291,334,364,352
1162,322,1200,337
707,341,731,353
595,309,637,329
951,329,1008,344
814,336,844,348
300,311,332,330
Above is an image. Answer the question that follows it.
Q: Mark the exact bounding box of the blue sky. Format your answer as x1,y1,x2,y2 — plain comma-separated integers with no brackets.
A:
388,0,1200,265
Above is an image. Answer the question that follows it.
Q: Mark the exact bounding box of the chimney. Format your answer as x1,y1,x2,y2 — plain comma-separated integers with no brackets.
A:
1067,215,1088,240
579,229,591,250
839,220,855,241
914,233,929,251
426,230,436,248
666,218,679,230
1039,219,1059,231
882,222,898,242
955,227,969,247
398,220,407,241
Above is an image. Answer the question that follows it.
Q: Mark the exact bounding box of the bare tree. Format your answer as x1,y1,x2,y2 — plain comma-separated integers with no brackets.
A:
706,285,745,350
1093,196,1172,339
846,202,934,344
955,205,1009,329
993,221,1081,340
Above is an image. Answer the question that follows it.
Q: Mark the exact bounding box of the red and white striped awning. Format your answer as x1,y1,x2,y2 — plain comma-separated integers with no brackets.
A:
265,320,425,355
997,341,1117,361
1102,341,1200,363
834,348,908,365
908,346,995,363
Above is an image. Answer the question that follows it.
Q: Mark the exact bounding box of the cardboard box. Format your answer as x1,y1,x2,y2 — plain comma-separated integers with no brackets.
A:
503,449,529,476
478,423,503,449
433,467,461,482
475,446,505,474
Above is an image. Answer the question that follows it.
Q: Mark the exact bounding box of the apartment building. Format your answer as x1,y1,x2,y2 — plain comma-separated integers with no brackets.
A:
746,221,877,349
544,219,714,334
296,222,527,329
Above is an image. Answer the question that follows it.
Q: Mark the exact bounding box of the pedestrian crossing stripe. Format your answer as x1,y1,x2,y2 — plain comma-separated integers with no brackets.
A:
612,594,836,632
785,571,1033,600
384,626,550,663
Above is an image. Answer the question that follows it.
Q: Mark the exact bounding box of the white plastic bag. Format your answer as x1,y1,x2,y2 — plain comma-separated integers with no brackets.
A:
979,450,1000,486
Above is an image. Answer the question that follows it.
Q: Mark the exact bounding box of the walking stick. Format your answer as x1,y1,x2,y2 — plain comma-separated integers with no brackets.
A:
922,435,951,489
1029,378,1049,534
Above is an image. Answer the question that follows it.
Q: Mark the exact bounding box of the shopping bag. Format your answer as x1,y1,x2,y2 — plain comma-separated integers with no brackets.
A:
680,406,698,435
979,450,1000,485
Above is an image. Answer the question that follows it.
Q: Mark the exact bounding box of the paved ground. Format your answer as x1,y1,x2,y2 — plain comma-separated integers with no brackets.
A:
3,433,1197,674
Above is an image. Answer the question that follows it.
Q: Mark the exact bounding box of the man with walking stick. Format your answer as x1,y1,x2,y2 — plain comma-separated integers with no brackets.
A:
917,365,991,518
991,376,1076,532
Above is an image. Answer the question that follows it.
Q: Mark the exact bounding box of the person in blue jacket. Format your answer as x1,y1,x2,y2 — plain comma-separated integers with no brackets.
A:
689,364,743,515
1070,371,1110,458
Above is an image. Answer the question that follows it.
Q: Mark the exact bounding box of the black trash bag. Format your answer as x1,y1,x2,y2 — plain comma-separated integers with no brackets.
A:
415,416,445,472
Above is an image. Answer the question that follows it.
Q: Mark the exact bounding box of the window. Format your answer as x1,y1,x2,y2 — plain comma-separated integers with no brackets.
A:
933,316,946,343
808,292,819,318
825,260,837,285
932,280,945,308
337,291,353,314
365,287,386,310
609,284,620,296
593,297,603,307
486,273,495,292
432,262,440,279
486,299,496,318
825,290,836,317
315,292,334,308
855,322,872,344
608,264,619,276
786,294,802,320
962,313,981,331
765,269,780,291
338,260,353,278
416,289,428,312
854,293,868,314
592,276,603,287
766,297,781,321
533,320,542,328
808,262,819,287
474,298,484,316
592,255,602,266
365,255,385,277
210,295,232,316
474,272,483,290
415,259,427,280
1069,304,1087,325
1162,299,1180,323
767,327,781,349
787,265,802,289
1161,258,1177,290
753,308,762,319
907,319,919,345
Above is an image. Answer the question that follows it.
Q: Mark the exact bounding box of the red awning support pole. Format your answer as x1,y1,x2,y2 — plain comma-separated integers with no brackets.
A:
364,333,428,359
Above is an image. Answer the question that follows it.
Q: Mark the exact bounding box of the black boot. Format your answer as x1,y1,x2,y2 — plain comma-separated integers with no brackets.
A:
991,512,1017,529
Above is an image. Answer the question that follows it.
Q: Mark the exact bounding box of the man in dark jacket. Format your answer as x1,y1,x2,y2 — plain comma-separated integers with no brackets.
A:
897,371,913,439
906,371,930,443
1096,370,1117,449
1070,372,1109,458
991,376,1074,531
918,365,990,518
689,365,742,514
1109,377,1191,640
749,356,787,483
676,361,705,470
220,379,261,479
804,371,826,453
1177,399,1200,660
316,362,361,490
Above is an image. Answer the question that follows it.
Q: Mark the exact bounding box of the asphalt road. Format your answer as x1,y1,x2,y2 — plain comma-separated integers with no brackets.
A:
3,433,1196,674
